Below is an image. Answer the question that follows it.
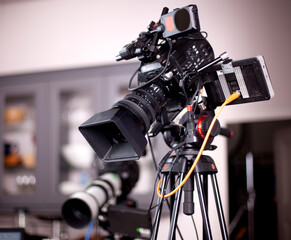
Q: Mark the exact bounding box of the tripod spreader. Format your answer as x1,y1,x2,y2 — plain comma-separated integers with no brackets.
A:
151,150,229,240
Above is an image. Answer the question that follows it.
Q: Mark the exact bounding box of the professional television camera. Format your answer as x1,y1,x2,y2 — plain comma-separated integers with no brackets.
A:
63,4,274,240
79,4,273,163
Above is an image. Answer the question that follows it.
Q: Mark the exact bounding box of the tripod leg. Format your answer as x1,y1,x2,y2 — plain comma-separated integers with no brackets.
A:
168,173,184,240
151,174,168,240
210,174,229,240
203,175,208,209
195,172,213,240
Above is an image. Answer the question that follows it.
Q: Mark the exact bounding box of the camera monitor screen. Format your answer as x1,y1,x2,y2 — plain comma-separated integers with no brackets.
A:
203,55,274,107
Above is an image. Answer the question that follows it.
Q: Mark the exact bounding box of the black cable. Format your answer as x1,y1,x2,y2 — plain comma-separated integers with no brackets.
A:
161,170,184,240
148,143,187,240
147,141,187,240
147,133,158,171
180,81,190,106
191,80,202,110
148,147,170,212
128,38,173,91
151,203,164,239
191,80,201,103
157,140,186,173
148,149,171,212
149,174,184,240
191,215,200,240
148,155,182,212
148,164,162,212
128,67,140,90
201,31,208,39
163,148,184,194
179,70,199,105
177,31,208,41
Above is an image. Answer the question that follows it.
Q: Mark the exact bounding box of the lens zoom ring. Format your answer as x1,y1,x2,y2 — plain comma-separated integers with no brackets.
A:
135,88,161,114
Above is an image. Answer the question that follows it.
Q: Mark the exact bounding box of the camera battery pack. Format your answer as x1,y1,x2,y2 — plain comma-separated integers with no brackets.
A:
160,5,200,38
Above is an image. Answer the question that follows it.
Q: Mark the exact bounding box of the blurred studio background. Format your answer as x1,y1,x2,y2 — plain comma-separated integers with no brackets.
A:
0,0,290,239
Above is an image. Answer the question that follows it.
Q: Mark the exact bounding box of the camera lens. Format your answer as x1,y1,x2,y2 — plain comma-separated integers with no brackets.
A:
62,173,122,228
62,195,93,229
114,83,166,133
79,82,167,161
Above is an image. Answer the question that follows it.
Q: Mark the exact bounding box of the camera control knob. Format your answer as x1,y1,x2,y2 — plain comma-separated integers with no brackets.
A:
197,115,221,139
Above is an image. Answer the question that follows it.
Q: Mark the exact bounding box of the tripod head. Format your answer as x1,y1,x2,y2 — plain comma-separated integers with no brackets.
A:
161,98,233,151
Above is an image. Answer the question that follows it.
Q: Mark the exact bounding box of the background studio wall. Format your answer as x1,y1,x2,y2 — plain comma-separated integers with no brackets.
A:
0,0,290,239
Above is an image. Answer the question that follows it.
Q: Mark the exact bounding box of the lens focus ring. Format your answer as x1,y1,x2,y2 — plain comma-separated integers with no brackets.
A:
114,99,151,132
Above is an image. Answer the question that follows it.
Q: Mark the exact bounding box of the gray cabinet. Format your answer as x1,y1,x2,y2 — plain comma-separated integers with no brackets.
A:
0,82,48,209
0,63,139,214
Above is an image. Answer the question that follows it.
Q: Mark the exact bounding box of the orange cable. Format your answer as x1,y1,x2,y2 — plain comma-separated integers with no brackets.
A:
157,91,240,198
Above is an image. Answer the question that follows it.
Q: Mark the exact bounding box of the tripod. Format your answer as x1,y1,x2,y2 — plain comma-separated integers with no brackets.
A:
147,89,240,240
150,147,229,240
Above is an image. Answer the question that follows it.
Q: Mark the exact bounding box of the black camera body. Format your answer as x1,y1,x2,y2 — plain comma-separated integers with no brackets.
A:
138,31,214,111
79,4,274,162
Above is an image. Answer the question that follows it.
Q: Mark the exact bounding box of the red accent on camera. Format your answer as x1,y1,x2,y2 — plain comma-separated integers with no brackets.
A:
197,115,208,139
